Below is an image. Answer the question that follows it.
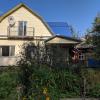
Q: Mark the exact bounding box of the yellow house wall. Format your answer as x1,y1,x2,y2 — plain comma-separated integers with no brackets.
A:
0,39,45,66
0,6,53,66
0,7,52,37
0,40,26,66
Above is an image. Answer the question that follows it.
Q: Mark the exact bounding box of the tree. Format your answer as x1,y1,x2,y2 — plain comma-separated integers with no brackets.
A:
69,25,78,38
16,41,81,99
92,15,100,60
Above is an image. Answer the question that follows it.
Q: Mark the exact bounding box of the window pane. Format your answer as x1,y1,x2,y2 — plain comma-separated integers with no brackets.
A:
0,47,2,56
24,21,27,36
2,46,9,56
18,21,27,36
18,21,23,36
10,46,15,56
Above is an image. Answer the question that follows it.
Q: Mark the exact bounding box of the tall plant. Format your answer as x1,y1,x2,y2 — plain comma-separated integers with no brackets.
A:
92,15,100,60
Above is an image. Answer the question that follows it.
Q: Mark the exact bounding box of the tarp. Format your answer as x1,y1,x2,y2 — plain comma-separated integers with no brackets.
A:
88,58,100,68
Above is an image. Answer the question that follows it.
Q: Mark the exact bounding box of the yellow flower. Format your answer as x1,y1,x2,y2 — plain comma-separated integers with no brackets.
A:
43,87,48,94
23,97,27,100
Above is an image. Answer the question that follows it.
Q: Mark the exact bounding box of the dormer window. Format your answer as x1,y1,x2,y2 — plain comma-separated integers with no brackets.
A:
18,21,27,36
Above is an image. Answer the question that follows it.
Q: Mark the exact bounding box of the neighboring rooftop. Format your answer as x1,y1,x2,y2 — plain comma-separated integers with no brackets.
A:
47,22,73,37
45,35,81,45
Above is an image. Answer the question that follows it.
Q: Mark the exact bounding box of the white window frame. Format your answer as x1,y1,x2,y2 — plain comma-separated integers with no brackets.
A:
79,53,85,60
0,46,15,57
18,21,27,36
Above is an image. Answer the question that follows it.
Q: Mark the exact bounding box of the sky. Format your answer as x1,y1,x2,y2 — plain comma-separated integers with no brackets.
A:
0,0,100,37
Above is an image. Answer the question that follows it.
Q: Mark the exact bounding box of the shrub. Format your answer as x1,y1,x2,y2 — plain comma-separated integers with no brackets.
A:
0,68,18,100
30,66,81,99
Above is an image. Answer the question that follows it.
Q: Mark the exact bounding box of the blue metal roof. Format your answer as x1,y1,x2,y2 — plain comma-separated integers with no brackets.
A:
47,22,72,37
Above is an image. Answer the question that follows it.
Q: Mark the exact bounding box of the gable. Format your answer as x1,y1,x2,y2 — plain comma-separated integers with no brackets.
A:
0,3,53,37
45,35,81,44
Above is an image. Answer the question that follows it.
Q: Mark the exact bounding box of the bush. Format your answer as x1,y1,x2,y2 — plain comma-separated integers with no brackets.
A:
29,66,81,99
16,42,100,99
52,68,81,98
0,68,18,100
87,83,100,97
86,69,100,97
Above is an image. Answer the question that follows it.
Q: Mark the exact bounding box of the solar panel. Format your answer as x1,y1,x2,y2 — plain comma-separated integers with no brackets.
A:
47,22,72,37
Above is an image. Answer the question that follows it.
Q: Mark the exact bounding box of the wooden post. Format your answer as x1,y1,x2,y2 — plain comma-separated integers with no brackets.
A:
82,77,86,100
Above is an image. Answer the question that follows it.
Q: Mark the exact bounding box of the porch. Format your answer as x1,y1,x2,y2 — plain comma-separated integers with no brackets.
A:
7,26,34,39
45,35,81,67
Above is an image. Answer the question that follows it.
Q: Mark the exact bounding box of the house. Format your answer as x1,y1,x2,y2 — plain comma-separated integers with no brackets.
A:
0,3,80,66
76,36,100,67
76,38,94,66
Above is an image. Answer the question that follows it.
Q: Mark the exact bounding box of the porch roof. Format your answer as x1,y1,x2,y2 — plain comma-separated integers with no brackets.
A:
45,35,81,44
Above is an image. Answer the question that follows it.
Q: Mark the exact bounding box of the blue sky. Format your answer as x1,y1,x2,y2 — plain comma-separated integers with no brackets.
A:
0,0,100,37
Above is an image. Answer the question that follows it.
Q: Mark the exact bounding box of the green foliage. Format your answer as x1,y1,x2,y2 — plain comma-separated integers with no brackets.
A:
1,66,100,99
86,69,100,98
0,68,18,100
17,46,81,99
0,41,100,99
92,16,100,60
52,68,80,98
31,66,60,99
16,42,100,99
87,83,100,97
23,65,81,99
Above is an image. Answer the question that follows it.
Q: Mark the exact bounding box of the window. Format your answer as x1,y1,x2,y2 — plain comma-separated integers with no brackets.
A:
2,46,9,56
0,46,15,57
79,53,85,60
18,21,27,36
